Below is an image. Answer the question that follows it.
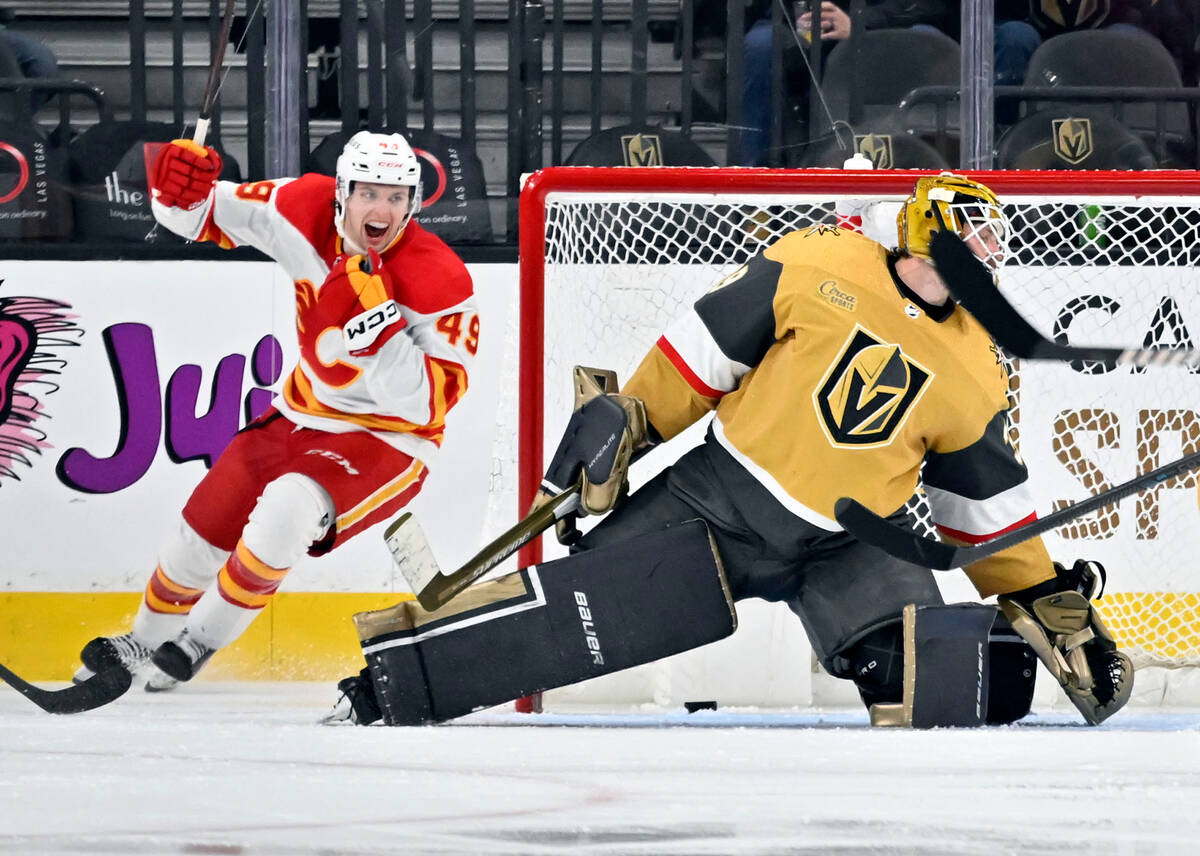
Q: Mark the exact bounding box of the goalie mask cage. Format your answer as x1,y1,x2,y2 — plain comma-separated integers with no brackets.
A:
513,167,1200,710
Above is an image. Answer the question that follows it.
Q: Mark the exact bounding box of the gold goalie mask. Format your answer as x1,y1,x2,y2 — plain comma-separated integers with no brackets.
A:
897,173,1009,274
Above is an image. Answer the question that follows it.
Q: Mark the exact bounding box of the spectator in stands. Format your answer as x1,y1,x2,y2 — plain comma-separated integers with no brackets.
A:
993,0,1185,89
736,0,953,166
0,10,59,111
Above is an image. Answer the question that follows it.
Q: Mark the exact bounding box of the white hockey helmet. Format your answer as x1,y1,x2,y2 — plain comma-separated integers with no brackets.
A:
334,130,423,250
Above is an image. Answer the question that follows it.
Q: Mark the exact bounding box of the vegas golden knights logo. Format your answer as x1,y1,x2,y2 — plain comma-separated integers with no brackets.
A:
854,134,893,169
1052,117,1094,165
1033,0,1109,32
814,326,932,447
621,133,664,167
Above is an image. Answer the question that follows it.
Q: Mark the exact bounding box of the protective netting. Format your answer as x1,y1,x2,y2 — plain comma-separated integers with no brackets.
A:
522,185,1200,671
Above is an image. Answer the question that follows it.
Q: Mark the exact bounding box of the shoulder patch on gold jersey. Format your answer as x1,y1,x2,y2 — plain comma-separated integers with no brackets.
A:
813,324,933,448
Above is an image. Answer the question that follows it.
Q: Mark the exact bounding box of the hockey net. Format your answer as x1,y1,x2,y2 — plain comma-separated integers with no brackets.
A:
513,167,1200,699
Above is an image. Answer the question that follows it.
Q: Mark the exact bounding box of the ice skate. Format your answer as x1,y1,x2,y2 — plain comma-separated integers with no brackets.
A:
143,667,180,693
74,633,153,683
151,630,216,683
319,671,382,726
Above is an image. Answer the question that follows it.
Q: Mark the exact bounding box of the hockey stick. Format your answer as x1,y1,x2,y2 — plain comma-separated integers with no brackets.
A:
834,448,1200,570
0,661,132,715
930,229,1200,369
143,0,239,242
194,0,238,146
384,483,582,611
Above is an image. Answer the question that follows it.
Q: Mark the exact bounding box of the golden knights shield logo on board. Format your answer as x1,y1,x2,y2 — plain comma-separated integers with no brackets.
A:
813,325,932,447
1052,117,1094,165
854,134,893,169
621,134,664,167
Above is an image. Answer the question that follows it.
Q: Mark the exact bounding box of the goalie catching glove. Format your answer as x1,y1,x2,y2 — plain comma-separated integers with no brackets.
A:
999,559,1133,725
536,366,651,543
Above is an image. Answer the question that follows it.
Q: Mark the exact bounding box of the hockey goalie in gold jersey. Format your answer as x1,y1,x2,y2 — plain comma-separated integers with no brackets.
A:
333,174,1132,728
586,172,1132,726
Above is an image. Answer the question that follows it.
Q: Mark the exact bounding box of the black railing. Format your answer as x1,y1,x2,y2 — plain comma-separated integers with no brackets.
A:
0,1,1197,254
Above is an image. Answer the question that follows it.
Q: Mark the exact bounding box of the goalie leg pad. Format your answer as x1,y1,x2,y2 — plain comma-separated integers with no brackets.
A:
352,519,735,725
869,604,1036,728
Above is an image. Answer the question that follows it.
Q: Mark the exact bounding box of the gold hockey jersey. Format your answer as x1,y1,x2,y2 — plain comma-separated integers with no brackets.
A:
623,225,1053,596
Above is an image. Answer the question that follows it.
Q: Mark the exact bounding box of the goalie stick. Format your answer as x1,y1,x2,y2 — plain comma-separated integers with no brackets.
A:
0,661,132,715
834,448,1200,570
384,483,581,611
930,228,1200,369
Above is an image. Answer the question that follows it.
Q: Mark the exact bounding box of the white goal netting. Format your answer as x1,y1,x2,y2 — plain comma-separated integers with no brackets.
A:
511,169,1200,697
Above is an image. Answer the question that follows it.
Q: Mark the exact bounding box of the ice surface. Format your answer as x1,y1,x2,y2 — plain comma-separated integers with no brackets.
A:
1,682,1198,855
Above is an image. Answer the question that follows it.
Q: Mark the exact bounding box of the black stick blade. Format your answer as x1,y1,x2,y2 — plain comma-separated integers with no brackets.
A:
833,498,963,570
0,662,132,714
930,229,1200,368
929,229,1045,359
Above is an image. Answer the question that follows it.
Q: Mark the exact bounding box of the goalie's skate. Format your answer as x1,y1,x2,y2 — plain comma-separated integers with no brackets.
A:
74,633,153,683
151,630,216,683
319,670,382,726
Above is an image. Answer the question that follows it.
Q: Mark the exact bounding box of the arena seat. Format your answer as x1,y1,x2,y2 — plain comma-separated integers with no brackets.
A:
0,118,72,240
564,124,717,166
813,27,961,145
0,36,30,123
68,120,242,243
308,129,494,244
800,126,951,169
1022,29,1194,166
995,107,1157,170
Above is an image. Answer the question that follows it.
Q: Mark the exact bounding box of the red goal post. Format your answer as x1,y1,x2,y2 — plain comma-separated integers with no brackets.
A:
517,167,1200,677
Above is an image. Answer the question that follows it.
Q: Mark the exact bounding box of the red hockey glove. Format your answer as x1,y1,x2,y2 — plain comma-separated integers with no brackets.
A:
151,139,223,210
331,250,404,356
331,249,388,299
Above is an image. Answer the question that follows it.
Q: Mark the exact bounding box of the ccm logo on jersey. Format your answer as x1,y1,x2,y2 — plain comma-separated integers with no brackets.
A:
343,299,406,354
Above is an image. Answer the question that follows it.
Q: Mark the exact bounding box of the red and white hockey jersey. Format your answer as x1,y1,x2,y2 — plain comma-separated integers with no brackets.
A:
151,174,477,464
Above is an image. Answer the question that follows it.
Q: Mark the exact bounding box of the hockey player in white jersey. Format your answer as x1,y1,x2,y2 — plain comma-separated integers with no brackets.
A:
73,130,478,690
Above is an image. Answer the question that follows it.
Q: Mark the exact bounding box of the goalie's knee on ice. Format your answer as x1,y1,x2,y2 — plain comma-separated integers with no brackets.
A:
837,604,1036,728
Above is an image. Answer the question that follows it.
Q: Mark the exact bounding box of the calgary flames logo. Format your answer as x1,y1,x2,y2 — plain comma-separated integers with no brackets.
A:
814,326,932,447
